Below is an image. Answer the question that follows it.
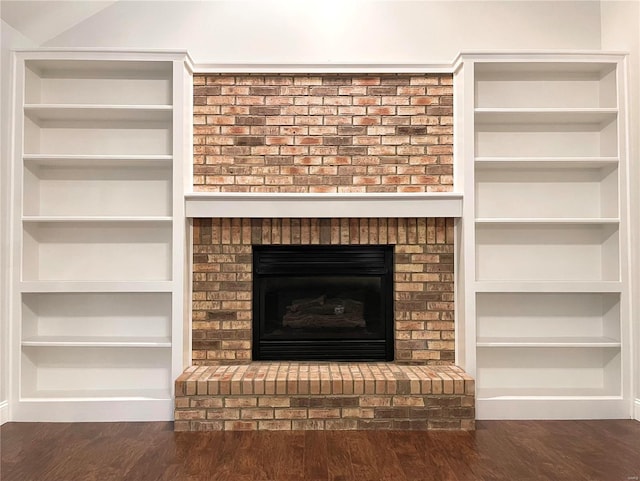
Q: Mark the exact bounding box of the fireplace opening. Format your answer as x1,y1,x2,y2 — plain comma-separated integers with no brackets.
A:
253,245,394,361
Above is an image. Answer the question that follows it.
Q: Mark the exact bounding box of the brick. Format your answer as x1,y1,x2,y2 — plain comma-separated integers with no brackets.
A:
352,77,381,86
308,408,341,419
192,421,224,431
359,396,391,407
274,408,308,419
325,419,358,430
174,410,205,420
190,398,223,408
224,397,257,408
240,408,274,420
358,419,393,430
292,420,325,430
393,396,425,407
224,421,256,431
258,397,291,408
206,408,240,420
374,407,409,419
259,420,292,430
342,408,375,419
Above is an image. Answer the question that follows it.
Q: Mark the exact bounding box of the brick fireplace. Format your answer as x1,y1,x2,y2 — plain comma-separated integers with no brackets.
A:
175,72,474,431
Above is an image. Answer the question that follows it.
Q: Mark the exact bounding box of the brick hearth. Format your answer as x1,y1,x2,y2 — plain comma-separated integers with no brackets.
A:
175,363,474,431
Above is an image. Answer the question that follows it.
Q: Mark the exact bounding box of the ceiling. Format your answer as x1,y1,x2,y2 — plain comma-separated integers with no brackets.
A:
0,0,118,45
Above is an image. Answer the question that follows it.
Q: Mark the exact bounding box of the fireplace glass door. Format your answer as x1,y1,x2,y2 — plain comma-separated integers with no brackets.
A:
253,245,394,361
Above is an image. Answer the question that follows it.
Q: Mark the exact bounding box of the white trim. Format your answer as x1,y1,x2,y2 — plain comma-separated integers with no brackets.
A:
195,63,453,74
15,48,194,68
0,400,8,425
478,397,629,420
12,398,172,422
185,192,463,219
16,49,628,75
454,50,628,68
634,398,640,422
457,58,477,377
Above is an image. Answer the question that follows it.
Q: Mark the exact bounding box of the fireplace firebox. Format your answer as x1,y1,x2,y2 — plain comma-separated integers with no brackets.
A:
252,245,394,361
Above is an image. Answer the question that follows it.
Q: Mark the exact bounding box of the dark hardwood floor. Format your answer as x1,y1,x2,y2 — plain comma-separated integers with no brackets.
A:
1,420,639,481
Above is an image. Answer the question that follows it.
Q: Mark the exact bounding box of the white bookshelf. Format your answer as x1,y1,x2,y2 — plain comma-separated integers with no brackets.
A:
457,53,631,419
10,51,192,422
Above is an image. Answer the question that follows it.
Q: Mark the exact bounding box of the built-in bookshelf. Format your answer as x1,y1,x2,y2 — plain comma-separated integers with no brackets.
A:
11,51,192,421
456,53,631,419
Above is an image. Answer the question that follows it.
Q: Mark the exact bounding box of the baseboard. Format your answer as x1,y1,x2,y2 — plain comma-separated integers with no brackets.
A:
12,398,172,422
634,398,640,422
477,397,628,420
0,400,8,425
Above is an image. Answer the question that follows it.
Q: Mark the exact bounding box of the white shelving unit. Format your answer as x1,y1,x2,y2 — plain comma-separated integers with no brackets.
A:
456,53,631,419
10,51,193,421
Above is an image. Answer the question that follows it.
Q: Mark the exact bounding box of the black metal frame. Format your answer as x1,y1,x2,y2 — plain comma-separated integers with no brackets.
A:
252,245,394,361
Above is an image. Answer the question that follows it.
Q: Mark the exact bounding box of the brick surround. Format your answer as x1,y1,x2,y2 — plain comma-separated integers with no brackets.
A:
192,217,455,365
182,72,473,431
193,73,453,193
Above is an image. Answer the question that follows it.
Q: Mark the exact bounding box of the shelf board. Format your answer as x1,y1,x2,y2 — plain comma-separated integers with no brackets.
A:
26,59,173,76
474,281,622,293
24,104,173,122
20,281,174,293
476,337,621,348
22,216,173,223
476,387,621,400
474,61,617,76
474,157,618,170
475,218,620,225
20,388,172,401
22,336,172,348
474,108,617,125
23,154,173,168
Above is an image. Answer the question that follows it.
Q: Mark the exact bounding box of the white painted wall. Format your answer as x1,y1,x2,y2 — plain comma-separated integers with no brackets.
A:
601,0,640,422
0,19,36,424
42,0,602,63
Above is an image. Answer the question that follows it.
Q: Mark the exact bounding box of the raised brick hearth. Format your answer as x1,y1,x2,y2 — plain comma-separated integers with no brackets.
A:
175,363,474,431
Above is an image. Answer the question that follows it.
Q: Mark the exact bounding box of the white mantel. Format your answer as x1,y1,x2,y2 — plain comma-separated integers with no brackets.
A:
184,192,463,218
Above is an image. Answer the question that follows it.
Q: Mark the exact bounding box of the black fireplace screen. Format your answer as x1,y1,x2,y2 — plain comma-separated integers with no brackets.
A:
252,245,394,361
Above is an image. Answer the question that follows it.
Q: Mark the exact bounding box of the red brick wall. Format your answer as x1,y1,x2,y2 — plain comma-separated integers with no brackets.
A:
193,74,453,193
192,218,455,365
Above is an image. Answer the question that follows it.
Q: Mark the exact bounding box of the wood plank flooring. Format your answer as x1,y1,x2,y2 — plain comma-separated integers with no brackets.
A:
2,420,639,481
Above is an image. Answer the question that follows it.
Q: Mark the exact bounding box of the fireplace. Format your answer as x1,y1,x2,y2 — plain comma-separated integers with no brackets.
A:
252,245,394,361
180,72,474,432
